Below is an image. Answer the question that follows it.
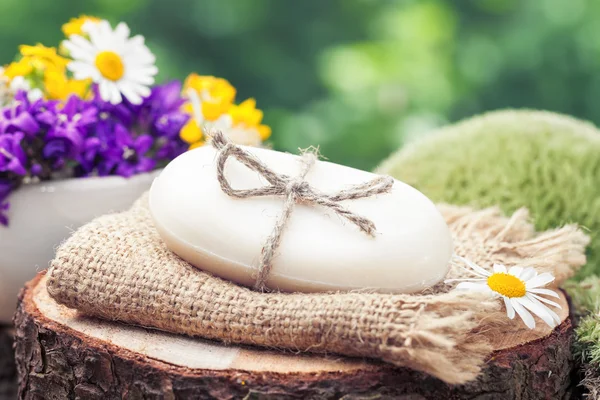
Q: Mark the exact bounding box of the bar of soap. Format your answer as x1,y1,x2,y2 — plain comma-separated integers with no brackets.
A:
149,145,453,293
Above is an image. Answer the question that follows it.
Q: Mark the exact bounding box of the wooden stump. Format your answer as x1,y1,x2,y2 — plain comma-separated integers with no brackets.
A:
16,273,575,400
0,326,16,400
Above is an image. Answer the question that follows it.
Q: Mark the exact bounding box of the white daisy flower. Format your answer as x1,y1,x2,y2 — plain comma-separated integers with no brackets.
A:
445,256,562,329
62,20,158,105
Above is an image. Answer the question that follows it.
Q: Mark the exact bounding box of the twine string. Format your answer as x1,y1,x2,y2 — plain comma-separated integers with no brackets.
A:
210,131,394,290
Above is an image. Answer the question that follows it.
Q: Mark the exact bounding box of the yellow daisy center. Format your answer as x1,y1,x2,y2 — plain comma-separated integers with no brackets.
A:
95,51,124,81
487,273,526,298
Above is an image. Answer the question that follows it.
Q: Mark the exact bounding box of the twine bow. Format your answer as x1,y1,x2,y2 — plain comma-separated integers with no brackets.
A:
210,131,395,291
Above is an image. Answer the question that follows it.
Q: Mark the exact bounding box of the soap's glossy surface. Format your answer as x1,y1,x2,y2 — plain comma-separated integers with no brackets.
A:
149,145,453,293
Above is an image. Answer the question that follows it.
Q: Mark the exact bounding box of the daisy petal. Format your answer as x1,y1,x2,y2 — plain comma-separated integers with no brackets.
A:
493,264,507,273
529,293,562,309
528,288,560,299
68,61,99,80
70,35,96,54
108,84,122,105
529,288,560,298
118,81,143,105
547,307,562,325
508,266,523,278
525,273,555,289
99,80,111,102
511,297,536,329
453,255,491,277
504,297,515,319
519,295,556,328
126,73,155,86
519,267,537,282
128,81,151,98
114,22,131,41
455,282,493,293
529,295,562,324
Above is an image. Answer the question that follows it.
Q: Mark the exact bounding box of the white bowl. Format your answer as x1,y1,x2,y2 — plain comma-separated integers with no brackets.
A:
0,171,160,322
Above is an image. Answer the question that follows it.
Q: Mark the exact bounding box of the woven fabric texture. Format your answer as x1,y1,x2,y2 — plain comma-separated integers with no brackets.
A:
47,194,588,384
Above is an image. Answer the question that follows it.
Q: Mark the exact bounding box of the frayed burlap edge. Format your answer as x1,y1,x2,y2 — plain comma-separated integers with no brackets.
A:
46,194,588,385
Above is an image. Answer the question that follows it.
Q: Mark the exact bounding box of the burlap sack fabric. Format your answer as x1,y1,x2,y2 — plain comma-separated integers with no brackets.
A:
46,194,588,384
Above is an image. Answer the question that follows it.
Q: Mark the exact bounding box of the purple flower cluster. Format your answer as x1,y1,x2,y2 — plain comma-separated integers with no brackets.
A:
0,82,190,225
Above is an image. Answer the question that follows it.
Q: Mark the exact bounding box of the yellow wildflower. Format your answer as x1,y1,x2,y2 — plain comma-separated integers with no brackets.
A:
183,74,236,111
229,98,271,140
180,103,204,145
3,58,34,79
19,44,69,72
180,73,271,149
181,74,237,148
44,69,90,100
4,44,69,81
62,15,101,37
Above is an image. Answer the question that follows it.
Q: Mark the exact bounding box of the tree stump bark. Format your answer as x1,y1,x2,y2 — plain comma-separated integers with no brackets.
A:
0,326,16,400
16,273,575,400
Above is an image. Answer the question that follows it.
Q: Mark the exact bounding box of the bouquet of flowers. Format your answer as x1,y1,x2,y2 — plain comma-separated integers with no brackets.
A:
0,15,271,225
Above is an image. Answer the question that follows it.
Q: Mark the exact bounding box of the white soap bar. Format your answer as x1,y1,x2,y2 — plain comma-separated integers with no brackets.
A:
149,145,453,293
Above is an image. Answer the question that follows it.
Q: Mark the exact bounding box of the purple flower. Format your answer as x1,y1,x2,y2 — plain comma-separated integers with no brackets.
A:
0,133,27,175
154,111,190,138
43,96,97,164
155,138,187,160
98,124,156,178
0,98,40,136
135,81,190,138
74,137,102,177
91,85,134,127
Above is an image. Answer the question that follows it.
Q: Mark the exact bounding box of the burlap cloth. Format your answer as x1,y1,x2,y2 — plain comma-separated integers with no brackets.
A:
46,194,588,384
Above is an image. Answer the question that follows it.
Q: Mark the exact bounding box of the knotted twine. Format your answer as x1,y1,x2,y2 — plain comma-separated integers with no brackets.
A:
210,131,395,290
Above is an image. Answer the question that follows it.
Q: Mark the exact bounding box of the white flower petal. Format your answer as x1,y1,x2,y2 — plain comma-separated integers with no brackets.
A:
528,288,560,298
28,88,43,102
69,35,97,55
81,19,100,34
547,306,562,325
519,267,537,282
94,20,114,50
62,40,96,63
186,89,204,123
508,266,523,278
118,81,143,105
493,264,507,273
68,61,100,80
125,71,155,86
529,294,562,324
503,297,515,319
9,76,29,91
455,282,493,293
519,295,556,328
525,273,555,289
510,297,536,329
529,293,561,309
98,80,111,102
125,65,158,79
108,84,122,104
125,81,151,98
114,22,131,42
453,255,491,277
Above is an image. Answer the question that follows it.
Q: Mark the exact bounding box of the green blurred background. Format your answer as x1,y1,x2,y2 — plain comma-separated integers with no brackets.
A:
1,0,598,171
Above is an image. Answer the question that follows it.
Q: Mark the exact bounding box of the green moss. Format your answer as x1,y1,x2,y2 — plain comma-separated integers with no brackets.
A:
377,109,600,279
377,109,600,395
